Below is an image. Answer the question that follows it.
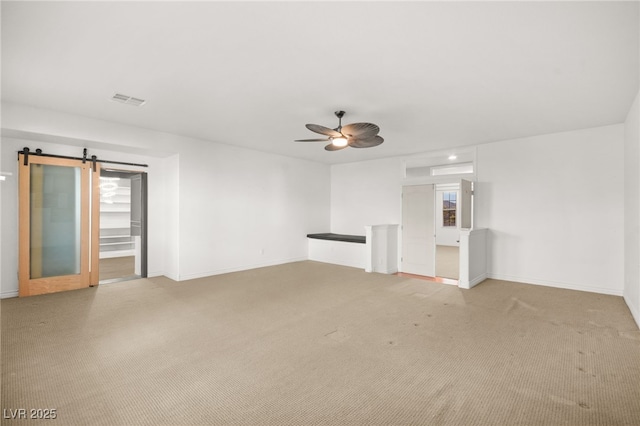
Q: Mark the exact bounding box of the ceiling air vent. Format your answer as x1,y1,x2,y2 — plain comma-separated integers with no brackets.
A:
111,93,146,107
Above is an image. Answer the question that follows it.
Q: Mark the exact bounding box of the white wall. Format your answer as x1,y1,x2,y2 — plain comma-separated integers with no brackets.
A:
176,140,330,280
331,157,402,234
624,90,640,327
331,124,625,296
163,154,180,281
1,103,330,295
475,125,624,295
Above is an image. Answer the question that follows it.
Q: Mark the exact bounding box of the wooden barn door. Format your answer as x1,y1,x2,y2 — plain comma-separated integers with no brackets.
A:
18,154,98,296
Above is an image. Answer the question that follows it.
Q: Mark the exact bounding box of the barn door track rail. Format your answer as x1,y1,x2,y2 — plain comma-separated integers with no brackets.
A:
18,147,149,171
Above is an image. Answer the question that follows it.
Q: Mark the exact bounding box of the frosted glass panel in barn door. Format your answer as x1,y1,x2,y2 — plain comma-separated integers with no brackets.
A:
401,184,435,277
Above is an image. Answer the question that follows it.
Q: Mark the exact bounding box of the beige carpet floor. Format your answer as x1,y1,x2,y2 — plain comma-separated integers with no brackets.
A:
2,261,639,425
99,256,137,282
436,245,459,280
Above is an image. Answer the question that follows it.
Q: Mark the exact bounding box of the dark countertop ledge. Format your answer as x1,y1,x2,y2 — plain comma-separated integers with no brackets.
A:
307,233,366,244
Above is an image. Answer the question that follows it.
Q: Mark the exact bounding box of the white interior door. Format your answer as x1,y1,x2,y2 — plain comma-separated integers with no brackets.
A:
402,184,435,276
460,179,473,229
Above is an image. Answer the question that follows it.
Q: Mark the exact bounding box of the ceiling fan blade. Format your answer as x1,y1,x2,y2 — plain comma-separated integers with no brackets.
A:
325,143,348,151
294,138,330,142
349,135,384,148
306,124,342,138
341,122,380,139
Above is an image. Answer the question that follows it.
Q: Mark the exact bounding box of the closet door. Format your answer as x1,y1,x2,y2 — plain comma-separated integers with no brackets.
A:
18,154,93,296
401,184,436,277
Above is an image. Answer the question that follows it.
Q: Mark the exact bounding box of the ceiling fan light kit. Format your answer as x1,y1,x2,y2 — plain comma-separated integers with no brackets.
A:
294,110,384,151
330,137,348,147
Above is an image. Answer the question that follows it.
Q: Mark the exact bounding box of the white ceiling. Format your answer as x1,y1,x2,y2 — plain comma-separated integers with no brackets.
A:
2,1,638,164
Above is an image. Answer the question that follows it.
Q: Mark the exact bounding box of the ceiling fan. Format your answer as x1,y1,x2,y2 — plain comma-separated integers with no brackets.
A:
294,111,384,151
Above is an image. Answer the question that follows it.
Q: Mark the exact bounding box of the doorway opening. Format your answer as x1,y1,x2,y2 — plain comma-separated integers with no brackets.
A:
401,179,472,286
435,184,460,282
98,169,147,283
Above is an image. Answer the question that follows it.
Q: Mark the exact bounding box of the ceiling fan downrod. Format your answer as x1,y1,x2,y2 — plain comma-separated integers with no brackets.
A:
334,110,345,132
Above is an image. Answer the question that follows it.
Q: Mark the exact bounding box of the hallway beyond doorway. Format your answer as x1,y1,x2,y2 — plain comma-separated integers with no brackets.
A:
436,245,459,280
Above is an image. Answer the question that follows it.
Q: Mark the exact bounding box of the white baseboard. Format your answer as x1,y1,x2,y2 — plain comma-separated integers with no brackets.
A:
460,273,488,290
487,273,623,296
177,257,308,281
623,294,640,330
366,268,398,275
1,290,19,299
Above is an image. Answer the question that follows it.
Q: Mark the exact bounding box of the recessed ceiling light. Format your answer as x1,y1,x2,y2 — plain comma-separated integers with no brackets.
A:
111,93,146,107
448,155,457,160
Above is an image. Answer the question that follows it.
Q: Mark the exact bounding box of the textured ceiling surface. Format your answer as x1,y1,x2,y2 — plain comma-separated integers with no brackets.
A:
2,1,638,164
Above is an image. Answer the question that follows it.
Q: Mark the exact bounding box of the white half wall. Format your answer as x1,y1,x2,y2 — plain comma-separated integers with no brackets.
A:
308,239,366,270
331,124,625,296
459,228,488,289
624,90,640,328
